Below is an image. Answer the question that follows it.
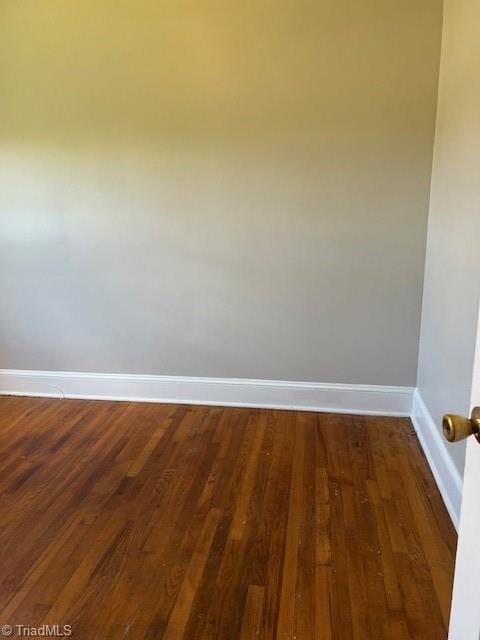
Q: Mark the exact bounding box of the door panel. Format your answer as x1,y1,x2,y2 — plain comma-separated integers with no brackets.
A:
448,308,480,639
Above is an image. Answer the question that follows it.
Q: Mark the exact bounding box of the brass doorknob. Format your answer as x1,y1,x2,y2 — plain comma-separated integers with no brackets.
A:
443,407,480,443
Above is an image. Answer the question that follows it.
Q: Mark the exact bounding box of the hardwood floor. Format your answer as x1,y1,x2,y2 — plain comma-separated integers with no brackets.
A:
0,397,456,639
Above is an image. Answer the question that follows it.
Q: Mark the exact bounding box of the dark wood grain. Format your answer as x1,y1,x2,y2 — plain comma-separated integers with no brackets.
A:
0,397,456,639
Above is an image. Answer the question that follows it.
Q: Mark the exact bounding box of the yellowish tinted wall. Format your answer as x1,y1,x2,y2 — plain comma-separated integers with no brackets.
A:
0,1,442,383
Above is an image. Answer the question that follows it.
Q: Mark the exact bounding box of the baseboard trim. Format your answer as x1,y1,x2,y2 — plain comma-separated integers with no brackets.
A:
411,389,463,530
0,369,414,417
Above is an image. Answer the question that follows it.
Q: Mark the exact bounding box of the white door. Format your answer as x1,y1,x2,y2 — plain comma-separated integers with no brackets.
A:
447,308,480,640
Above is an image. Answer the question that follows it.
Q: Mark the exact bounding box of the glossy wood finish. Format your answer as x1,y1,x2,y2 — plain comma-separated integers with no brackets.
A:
0,397,456,639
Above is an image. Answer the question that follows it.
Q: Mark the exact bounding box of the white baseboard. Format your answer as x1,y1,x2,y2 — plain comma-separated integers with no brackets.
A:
0,369,414,417
411,389,463,530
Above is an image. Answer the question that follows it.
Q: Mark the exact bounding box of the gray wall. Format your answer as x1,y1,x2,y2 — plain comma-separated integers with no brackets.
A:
417,0,480,474
0,1,443,384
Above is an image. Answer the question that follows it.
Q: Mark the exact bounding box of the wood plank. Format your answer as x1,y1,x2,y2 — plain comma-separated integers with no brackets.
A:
239,585,265,640
276,412,305,640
